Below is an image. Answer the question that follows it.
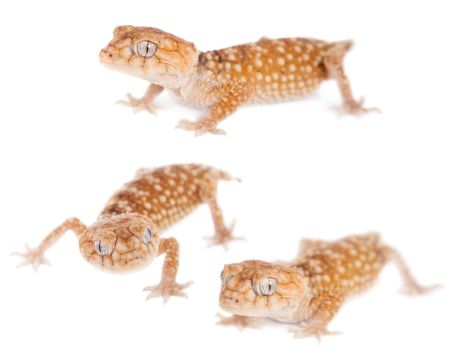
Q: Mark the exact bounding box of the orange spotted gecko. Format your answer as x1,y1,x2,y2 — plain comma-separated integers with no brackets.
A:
15,164,238,301
218,232,437,338
99,26,377,136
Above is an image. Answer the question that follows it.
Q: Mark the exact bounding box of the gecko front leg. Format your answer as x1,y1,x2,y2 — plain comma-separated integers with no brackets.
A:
177,82,252,136
13,218,87,270
289,289,344,339
118,84,164,114
143,237,192,303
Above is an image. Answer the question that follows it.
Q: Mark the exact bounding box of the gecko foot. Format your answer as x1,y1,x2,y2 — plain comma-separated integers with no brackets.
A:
143,280,193,303
335,97,380,116
216,314,263,330
117,93,158,114
288,323,340,340
176,119,226,136
206,221,243,248
12,244,50,271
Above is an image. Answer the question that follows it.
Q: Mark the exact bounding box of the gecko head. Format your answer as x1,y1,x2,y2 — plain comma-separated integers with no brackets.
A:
219,260,312,322
79,213,160,272
99,25,199,88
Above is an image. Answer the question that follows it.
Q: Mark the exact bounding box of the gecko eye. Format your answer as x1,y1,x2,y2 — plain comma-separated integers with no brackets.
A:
136,40,157,58
94,240,112,256
258,277,277,296
143,226,152,244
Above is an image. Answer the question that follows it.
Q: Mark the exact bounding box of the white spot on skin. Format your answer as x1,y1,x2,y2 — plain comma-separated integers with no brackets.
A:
337,265,346,274
303,53,310,61
225,62,231,70
265,75,272,83
154,184,162,191
286,54,293,61
276,46,285,53
256,72,263,81
272,72,279,80
277,57,285,65
289,64,296,72
255,59,263,68
294,45,301,53
159,195,167,203
305,65,313,73
234,64,242,72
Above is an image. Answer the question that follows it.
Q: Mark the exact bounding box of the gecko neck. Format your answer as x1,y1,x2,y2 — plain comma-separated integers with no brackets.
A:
149,51,201,90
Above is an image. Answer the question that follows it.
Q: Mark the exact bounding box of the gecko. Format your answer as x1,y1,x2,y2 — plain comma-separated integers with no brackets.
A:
218,232,437,338
15,164,238,301
99,25,377,136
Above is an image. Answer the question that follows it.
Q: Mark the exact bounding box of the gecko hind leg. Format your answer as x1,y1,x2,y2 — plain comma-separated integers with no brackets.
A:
203,191,241,247
324,41,379,115
199,171,241,247
118,84,164,114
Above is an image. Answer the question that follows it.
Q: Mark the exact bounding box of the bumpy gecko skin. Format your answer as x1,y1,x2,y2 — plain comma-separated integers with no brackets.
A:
218,233,437,339
100,26,377,136
15,164,238,301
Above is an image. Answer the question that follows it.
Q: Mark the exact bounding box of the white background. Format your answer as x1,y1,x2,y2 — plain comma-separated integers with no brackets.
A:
0,1,457,349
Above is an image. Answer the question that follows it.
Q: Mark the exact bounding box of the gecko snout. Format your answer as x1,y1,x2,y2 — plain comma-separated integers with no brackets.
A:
99,49,114,62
